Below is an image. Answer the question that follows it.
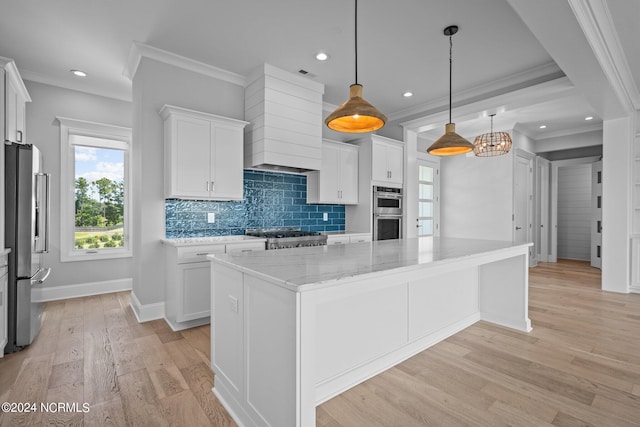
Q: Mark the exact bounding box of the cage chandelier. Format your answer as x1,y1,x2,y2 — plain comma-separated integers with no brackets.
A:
473,114,513,157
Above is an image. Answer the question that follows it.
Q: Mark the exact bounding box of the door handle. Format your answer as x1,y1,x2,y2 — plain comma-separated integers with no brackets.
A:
515,226,522,230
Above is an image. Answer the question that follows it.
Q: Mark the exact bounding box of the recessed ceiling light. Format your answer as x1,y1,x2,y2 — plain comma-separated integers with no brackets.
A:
539,125,547,129
70,69,87,77
585,116,593,121
315,52,328,61
403,91,413,98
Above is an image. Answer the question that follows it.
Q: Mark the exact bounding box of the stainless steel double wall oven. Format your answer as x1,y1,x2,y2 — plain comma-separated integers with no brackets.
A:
373,186,402,241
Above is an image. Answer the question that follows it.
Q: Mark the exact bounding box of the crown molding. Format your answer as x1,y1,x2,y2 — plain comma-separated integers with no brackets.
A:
20,68,131,102
124,41,246,87
401,76,576,134
388,61,565,122
568,0,640,111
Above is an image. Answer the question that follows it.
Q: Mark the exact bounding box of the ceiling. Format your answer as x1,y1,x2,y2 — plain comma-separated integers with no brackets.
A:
0,0,635,144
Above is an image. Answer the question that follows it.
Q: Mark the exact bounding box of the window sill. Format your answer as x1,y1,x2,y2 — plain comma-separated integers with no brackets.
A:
61,249,133,263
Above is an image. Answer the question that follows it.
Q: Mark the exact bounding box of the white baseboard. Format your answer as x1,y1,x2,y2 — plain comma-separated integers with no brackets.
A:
630,285,640,294
164,315,210,332
31,278,132,302
129,291,165,323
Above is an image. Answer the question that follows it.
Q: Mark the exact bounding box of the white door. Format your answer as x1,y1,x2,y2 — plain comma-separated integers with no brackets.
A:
417,160,438,236
536,157,550,262
591,161,602,269
515,153,534,266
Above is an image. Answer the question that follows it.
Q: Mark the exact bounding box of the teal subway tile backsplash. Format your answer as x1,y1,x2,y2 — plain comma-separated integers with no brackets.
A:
165,170,346,238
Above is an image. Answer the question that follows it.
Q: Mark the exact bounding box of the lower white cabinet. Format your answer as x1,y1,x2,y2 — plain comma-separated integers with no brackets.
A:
0,252,8,358
164,240,265,331
326,233,372,245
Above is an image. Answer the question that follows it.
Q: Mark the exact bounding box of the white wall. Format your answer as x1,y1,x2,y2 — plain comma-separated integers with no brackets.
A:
440,151,513,241
536,129,603,153
131,58,244,308
557,164,591,260
440,129,536,241
24,80,133,289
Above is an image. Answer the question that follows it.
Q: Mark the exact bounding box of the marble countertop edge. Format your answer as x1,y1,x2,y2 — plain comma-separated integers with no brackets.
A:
208,238,532,292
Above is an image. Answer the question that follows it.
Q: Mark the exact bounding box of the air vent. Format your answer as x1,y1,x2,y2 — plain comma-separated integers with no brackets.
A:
298,69,316,78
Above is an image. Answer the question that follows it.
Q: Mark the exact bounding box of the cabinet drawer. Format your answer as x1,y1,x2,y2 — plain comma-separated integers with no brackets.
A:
177,244,225,262
327,236,350,246
350,235,372,244
226,242,266,253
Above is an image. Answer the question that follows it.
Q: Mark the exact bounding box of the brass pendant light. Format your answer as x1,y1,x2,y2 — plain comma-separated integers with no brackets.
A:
325,0,387,133
473,114,513,157
427,25,473,156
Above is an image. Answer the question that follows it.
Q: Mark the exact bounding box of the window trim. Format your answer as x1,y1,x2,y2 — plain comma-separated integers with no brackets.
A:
58,117,132,262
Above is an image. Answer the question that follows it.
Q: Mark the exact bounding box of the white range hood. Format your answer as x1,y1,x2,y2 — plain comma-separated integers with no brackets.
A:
244,63,324,173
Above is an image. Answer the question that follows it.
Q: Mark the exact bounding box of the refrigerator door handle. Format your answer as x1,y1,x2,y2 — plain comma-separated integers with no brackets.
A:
34,173,51,254
30,267,51,285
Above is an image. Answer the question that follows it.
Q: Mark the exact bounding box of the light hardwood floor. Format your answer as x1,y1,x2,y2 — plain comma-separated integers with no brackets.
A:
1,260,639,426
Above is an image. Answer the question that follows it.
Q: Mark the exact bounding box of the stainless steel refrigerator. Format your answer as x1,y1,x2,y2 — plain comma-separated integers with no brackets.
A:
4,142,51,353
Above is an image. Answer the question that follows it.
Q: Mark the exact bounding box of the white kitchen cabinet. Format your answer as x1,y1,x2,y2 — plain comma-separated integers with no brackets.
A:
306,140,359,204
326,235,350,246
163,239,265,331
0,251,8,358
2,58,30,145
160,105,249,200
348,233,372,243
326,233,372,245
371,137,403,186
345,135,405,234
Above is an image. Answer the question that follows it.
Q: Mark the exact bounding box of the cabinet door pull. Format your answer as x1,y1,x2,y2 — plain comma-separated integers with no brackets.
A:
16,130,22,142
206,181,210,192
211,181,215,192
196,252,209,256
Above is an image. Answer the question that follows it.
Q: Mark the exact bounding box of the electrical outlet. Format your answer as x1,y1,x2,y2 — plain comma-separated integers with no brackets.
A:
207,212,215,223
323,212,328,222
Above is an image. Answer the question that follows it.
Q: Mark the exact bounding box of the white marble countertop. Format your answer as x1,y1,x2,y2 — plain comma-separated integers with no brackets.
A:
161,235,265,247
209,237,532,291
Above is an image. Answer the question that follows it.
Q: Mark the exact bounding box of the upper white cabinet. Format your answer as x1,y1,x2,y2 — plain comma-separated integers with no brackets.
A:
160,105,249,200
306,140,359,204
371,137,403,186
1,57,30,144
350,134,404,189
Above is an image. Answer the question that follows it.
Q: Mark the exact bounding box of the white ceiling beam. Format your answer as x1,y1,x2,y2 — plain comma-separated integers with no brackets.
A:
505,0,627,119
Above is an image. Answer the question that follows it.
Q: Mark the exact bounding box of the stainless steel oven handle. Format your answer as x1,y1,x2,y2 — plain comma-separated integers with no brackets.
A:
375,192,403,199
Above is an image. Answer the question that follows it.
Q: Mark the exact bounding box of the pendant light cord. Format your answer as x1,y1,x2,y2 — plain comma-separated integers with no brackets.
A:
354,0,358,85
448,34,452,124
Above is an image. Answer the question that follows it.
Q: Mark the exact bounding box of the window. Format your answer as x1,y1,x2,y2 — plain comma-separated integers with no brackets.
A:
417,160,438,237
58,117,132,261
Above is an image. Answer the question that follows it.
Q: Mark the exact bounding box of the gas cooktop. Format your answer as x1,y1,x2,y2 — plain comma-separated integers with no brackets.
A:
245,228,327,249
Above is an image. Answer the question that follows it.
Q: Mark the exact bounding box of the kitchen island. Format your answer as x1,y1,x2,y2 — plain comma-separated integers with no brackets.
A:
209,237,532,427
